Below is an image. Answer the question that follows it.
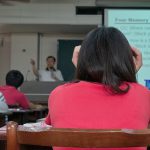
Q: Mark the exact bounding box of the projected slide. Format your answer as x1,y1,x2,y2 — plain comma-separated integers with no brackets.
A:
105,9,150,87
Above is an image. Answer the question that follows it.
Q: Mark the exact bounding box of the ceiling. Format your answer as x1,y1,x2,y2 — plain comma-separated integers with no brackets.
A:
0,0,149,33
1,0,150,6
0,0,74,5
96,0,150,7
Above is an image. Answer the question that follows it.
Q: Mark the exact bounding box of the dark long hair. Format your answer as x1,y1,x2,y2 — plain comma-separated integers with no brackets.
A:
76,27,136,94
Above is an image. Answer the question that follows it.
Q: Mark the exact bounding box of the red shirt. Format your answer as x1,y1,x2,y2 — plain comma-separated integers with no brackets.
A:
45,81,150,150
0,85,30,109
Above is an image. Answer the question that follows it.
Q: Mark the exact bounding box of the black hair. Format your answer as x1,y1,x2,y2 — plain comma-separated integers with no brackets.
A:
46,56,56,71
76,27,136,94
46,56,56,62
6,70,24,88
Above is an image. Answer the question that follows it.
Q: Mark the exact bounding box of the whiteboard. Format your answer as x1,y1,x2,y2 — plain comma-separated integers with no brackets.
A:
104,9,150,88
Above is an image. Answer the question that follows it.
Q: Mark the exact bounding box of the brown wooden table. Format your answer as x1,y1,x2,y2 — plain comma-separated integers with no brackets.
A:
0,111,13,127
0,126,6,140
0,126,6,150
8,107,48,125
0,125,51,150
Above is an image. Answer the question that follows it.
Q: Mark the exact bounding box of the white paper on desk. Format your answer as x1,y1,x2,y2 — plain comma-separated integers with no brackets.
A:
23,122,52,131
0,126,6,131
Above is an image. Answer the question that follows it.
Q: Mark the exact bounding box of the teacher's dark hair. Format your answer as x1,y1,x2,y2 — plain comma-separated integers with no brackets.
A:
76,27,136,94
46,56,56,71
46,56,56,62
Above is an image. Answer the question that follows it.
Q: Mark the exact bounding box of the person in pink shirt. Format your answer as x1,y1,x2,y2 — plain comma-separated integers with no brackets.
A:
45,27,149,150
0,70,42,109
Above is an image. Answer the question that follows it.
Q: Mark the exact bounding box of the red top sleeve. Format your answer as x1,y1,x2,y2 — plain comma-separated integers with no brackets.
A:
16,92,30,109
45,112,51,125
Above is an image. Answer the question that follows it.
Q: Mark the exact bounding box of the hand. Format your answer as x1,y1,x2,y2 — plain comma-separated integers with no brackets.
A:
72,45,81,67
131,47,142,72
35,104,43,109
29,102,43,109
51,71,59,81
30,58,35,66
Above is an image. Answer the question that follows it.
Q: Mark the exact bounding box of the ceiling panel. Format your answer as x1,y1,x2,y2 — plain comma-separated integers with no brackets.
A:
96,0,150,7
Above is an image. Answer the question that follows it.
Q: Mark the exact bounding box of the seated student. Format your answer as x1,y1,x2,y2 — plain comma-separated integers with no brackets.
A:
0,92,8,113
0,92,9,127
0,70,42,109
30,56,64,81
45,27,149,150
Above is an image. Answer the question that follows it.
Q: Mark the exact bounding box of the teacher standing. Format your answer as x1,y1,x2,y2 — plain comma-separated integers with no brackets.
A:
30,56,64,81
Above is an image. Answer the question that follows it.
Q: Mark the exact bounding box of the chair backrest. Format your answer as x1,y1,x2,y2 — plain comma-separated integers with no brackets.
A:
7,121,150,150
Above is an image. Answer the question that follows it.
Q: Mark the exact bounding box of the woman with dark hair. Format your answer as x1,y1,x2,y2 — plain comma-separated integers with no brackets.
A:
45,27,149,150
76,27,137,94
30,56,64,81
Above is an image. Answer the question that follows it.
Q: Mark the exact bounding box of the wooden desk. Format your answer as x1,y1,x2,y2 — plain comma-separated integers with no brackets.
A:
8,107,48,125
8,109,34,124
0,126,6,140
31,107,48,119
0,126,51,150
0,111,13,127
0,126,6,150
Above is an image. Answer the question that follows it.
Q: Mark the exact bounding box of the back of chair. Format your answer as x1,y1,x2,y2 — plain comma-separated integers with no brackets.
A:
7,121,150,150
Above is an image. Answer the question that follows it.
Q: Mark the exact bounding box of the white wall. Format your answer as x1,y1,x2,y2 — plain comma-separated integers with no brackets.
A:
0,3,101,25
11,33,38,81
0,34,11,85
0,0,100,84
9,33,85,82
39,34,84,69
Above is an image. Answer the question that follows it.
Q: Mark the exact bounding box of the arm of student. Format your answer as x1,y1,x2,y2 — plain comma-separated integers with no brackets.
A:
44,90,57,125
72,45,81,67
17,92,42,110
45,112,51,125
17,93,31,109
131,47,142,72
29,102,43,109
